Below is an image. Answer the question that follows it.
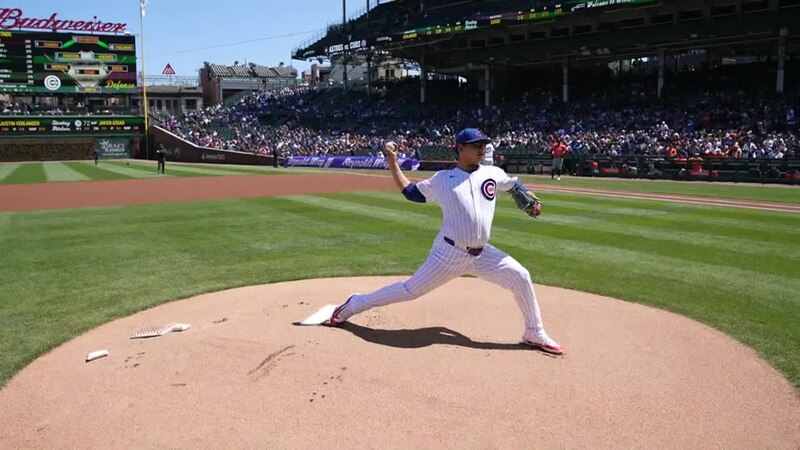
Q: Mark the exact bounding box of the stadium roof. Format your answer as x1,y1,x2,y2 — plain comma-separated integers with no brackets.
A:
293,0,800,74
202,62,298,79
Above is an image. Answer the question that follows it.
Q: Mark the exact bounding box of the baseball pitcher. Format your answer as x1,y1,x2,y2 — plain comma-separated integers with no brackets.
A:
326,128,563,354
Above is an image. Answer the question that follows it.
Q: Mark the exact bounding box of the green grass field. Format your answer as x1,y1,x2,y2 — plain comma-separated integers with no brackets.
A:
0,160,286,184
3,160,799,205
519,175,800,204
1,178,798,390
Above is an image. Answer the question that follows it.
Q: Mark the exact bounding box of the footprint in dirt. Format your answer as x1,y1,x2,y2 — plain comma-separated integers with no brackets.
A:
309,366,347,403
125,352,146,368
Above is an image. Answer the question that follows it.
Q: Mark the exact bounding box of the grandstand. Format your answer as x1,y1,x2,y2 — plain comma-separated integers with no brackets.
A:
199,62,298,105
294,0,800,104
141,0,799,185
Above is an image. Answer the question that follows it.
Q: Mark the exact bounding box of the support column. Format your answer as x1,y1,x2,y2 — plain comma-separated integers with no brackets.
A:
484,65,491,107
777,29,787,94
420,52,427,104
562,58,569,104
366,54,372,95
657,49,665,98
342,0,348,90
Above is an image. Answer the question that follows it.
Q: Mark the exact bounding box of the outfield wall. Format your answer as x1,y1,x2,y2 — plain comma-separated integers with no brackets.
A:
0,137,140,162
498,155,800,185
147,126,277,166
0,115,144,162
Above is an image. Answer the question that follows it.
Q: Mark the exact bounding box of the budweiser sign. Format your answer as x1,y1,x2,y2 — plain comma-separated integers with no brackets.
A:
0,8,127,33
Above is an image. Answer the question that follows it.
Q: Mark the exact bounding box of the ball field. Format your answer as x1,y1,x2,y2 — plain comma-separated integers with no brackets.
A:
0,159,798,446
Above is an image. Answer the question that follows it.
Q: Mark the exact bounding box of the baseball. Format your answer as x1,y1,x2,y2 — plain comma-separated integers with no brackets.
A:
385,141,397,152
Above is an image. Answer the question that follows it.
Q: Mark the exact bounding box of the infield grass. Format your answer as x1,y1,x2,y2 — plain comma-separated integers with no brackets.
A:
1,190,798,390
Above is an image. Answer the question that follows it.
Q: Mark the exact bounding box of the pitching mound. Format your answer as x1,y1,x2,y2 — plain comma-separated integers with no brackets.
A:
1,277,798,448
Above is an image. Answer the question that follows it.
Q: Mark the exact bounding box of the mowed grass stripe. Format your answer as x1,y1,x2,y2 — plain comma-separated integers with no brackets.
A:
349,191,800,261
42,162,91,182
0,164,21,182
287,194,800,301
521,194,800,240
103,161,198,178
124,165,214,178
349,193,800,279
122,161,246,177
542,198,800,246
165,163,286,176
536,191,800,228
83,161,161,178
64,162,135,181
0,163,45,184
519,175,800,204
120,160,258,178
352,190,800,243
355,187,799,225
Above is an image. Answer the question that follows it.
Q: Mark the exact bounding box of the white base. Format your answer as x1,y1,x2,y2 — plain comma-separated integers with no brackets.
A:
299,304,339,326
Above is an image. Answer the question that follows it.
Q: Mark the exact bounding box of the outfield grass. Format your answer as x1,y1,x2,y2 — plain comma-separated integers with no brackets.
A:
1,190,798,390
0,161,286,184
2,161,799,206
518,175,800,204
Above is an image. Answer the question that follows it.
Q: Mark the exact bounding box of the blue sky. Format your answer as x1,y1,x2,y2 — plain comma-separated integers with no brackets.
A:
10,0,371,77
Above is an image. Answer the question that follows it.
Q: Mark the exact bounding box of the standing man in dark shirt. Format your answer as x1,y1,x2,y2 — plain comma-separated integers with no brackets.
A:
272,146,279,168
156,145,166,174
93,148,100,165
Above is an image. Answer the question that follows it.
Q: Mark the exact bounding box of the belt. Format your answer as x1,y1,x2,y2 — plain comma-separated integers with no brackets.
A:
443,236,484,256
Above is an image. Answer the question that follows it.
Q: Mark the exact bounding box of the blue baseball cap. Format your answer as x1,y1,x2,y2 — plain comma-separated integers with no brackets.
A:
455,128,491,145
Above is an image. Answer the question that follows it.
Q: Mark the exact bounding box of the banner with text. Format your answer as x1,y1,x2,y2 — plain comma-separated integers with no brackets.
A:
94,137,130,159
0,116,143,137
282,155,419,170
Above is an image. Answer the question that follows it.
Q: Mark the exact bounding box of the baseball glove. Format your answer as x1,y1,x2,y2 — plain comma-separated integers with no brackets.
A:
509,183,542,218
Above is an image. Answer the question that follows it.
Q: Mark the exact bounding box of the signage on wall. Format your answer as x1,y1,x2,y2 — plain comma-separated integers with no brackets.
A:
0,7,127,33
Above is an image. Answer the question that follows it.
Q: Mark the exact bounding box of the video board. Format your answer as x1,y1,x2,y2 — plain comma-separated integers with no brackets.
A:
0,29,137,94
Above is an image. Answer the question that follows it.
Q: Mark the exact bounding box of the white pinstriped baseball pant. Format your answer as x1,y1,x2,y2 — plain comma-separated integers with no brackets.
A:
340,236,544,338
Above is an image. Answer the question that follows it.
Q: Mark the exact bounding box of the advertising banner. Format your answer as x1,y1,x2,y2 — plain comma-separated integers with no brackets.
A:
282,155,420,170
94,137,129,158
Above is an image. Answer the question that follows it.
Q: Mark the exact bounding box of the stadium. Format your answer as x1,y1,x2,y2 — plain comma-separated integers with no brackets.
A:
0,0,799,447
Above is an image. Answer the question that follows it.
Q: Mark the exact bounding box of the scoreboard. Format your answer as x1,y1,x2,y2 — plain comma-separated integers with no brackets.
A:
0,116,143,136
0,29,137,94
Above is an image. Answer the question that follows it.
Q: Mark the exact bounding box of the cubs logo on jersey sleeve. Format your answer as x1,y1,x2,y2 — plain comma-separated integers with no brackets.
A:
481,179,496,201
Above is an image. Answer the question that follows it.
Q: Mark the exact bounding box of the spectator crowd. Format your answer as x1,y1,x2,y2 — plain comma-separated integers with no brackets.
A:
160,75,798,161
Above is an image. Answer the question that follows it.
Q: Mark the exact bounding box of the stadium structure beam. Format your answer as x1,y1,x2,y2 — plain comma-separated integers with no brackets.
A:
658,48,665,98
484,65,491,107
562,58,569,104
777,28,786,93
342,0,348,90
420,51,427,104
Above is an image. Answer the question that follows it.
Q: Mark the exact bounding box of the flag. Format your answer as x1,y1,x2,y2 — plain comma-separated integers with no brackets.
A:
140,0,149,17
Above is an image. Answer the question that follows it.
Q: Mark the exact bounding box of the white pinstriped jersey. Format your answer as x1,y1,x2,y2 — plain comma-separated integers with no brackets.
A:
481,143,495,166
416,165,517,248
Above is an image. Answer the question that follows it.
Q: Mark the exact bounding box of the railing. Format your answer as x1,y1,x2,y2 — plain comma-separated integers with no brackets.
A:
498,153,800,185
